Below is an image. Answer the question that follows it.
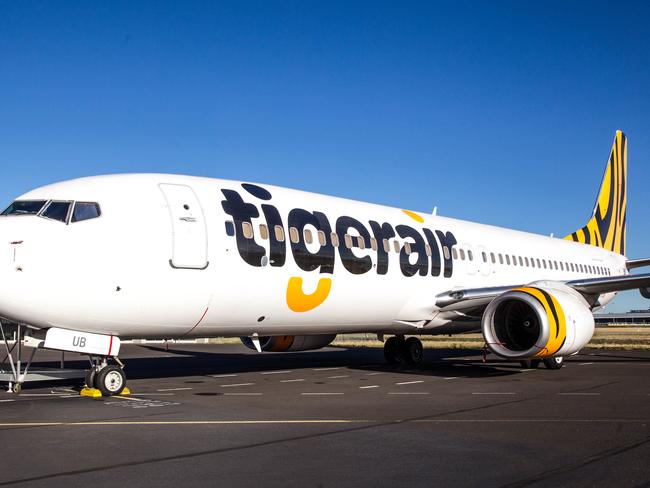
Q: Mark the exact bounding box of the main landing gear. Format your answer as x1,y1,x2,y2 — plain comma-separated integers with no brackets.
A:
383,336,424,366
519,357,564,370
85,356,127,396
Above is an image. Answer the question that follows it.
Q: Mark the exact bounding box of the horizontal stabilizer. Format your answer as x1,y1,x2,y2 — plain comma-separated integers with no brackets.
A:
626,258,650,270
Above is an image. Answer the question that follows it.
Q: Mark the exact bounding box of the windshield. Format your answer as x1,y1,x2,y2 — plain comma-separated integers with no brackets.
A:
1,200,48,216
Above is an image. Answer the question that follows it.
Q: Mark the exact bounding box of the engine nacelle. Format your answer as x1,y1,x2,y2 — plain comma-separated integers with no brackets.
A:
240,334,337,352
640,287,650,299
482,282,594,359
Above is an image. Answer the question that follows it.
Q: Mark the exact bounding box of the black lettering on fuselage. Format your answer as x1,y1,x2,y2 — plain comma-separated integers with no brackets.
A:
221,189,265,267
422,228,442,276
261,204,286,267
221,187,458,279
368,221,395,275
336,216,372,275
288,209,335,274
436,230,457,278
396,225,429,277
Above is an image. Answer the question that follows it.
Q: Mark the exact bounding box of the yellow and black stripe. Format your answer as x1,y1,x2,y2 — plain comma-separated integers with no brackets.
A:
515,287,566,358
564,131,627,256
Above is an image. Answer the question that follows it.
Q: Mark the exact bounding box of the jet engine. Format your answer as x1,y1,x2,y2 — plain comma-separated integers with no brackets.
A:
240,334,337,352
482,283,594,359
640,287,650,299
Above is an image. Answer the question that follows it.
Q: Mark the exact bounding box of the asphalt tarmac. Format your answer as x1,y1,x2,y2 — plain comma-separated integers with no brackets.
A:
0,343,649,487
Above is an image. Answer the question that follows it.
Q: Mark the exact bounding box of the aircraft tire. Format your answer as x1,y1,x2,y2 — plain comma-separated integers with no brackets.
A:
85,369,97,389
383,337,402,364
96,365,126,396
543,356,564,370
403,337,423,365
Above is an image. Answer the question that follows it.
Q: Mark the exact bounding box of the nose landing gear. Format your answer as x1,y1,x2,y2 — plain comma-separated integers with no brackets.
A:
84,356,128,396
383,336,424,366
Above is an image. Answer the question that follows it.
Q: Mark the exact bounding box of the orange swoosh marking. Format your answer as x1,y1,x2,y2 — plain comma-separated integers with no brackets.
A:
286,277,332,312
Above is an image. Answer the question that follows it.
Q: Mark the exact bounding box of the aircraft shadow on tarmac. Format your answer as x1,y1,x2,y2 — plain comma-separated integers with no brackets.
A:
15,344,650,391
21,345,519,384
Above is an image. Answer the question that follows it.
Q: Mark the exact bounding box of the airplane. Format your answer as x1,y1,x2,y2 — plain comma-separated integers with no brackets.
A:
1,130,649,396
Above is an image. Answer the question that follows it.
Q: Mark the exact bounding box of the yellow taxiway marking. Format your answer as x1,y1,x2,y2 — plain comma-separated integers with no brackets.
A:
0,420,364,427
1,419,648,427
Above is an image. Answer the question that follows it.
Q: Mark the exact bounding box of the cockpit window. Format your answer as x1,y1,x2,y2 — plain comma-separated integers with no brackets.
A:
71,202,101,222
41,201,72,223
1,200,48,216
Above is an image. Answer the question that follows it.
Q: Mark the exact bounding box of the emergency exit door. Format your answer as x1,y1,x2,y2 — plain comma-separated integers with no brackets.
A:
159,183,209,269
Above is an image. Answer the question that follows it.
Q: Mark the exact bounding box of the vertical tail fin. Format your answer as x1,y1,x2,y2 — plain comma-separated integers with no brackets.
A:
564,131,627,256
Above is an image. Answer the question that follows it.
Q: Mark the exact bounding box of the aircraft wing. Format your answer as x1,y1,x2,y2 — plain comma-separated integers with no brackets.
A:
435,272,650,313
626,258,650,270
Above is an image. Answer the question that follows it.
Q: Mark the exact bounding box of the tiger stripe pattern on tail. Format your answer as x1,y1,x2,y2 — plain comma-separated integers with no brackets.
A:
564,130,627,256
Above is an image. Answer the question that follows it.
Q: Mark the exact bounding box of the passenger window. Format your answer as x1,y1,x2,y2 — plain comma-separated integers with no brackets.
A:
382,239,390,253
482,252,487,263
452,248,459,260
531,258,535,268
42,201,72,223
358,236,366,250
468,250,473,261
331,233,339,247
404,242,412,255
506,255,511,265
459,249,465,260
259,224,269,240
425,245,432,257
242,222,254,239
370,238,378,251
393,240,400,253
542,259,547,269
225,221,235,236
71,202,101,223
345,234,353,249
304,229,313,244
536,259,541,268
560,262,564,271
289,227,299,244
524,257,530,267
498,254,503,264
318,230,326,246
518,257,523,266
274,225,285,242
443,246,450,260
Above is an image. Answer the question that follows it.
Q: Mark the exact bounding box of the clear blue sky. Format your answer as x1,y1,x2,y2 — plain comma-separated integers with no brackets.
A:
1,1,648,311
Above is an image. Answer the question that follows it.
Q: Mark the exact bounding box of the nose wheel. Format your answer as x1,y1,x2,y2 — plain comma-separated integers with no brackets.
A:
85,357,127,396
383,336,424,366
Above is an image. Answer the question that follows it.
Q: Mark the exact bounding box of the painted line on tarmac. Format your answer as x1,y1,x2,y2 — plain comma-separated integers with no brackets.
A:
260,370,292,375
313,367,342,371
327,375,349,379
220,383,255,387
224,393,263,396
2,418,646,428
365,372,385,376
444,377,458,380
280,379,305,383
579,362,595,366
558,392,601,396
388,392,429,395
301,392,344,396
359,385,379,389
0,399,15,403
0,419,365,427
472,392,516,395
210,374,238,378
157,387,192,392
396,380,424,385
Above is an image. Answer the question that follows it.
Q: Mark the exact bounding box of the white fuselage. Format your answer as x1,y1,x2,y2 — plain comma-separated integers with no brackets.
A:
0,174,627,339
